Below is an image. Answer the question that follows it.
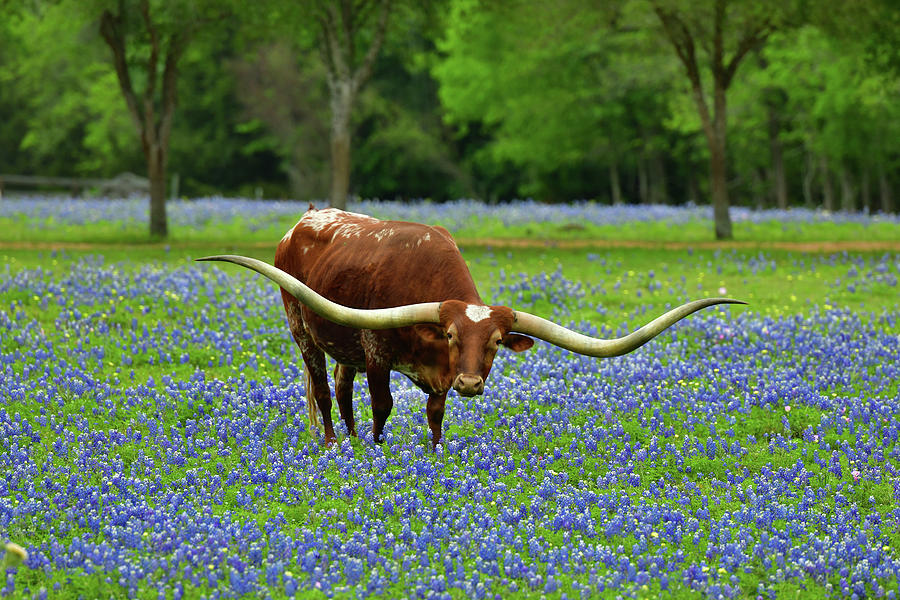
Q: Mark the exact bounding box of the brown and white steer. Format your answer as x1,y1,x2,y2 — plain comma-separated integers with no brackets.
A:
199,206,743,446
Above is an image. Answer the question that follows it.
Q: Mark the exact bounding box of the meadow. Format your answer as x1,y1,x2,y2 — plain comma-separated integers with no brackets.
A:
2,197,900,599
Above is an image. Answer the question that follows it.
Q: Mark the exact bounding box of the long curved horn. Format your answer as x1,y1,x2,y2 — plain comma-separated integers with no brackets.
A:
511,298,746,357
196,255,441,329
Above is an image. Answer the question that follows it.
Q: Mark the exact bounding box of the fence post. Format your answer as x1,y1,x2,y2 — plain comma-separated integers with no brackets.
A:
170,173,180,200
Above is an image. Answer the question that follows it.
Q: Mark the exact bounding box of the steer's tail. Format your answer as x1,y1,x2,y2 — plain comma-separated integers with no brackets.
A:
305,367,321,432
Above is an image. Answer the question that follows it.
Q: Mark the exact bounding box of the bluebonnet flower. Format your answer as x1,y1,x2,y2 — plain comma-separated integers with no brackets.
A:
3,203,900,597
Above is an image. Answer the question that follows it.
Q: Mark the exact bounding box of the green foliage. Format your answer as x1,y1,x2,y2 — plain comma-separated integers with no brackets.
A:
354,48,470,200
1,2,139,176
229,43,331,199
170,28,288,198
434,0,678,200
0,0,898,210
759,27,900,171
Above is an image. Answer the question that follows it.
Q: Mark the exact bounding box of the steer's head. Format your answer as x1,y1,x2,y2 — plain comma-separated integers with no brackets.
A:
436,300,534,397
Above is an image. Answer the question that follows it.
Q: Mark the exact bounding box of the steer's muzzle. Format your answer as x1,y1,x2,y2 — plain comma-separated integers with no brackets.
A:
453,373,484,397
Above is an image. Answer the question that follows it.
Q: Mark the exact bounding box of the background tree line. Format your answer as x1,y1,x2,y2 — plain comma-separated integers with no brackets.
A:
1,0,898,238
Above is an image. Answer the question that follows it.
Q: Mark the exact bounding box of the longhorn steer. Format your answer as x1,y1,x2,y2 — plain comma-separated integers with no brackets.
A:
199,207,743,446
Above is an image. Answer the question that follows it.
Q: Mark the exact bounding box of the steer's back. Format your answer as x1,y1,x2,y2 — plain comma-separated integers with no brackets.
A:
274,207,481,367
275,207,479,308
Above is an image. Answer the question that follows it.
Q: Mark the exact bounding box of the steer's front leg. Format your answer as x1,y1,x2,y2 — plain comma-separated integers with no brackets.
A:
365,364,393,443
426,393,447,448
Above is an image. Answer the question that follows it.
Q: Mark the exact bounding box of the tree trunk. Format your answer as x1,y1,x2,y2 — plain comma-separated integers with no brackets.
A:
147,147,167,238
688,176,700,205
285,165,306,200
637,157,649,204
329,84,353,210
839,166,855,212
98,4,193,240
319,0,390,212
650,153,668,204
709,137,731,238
709,84,732,239
820,156,834,212
861,169,871,213
652,0,771,238
802,150,816,208
879,166,894,214
752,169,765,210
329,131,351,209
768,103,787,210
609,161,622,205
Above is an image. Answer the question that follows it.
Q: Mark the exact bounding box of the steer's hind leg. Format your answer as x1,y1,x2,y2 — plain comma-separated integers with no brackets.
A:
286,299,335,443
334,363,357,436
300,347,336,443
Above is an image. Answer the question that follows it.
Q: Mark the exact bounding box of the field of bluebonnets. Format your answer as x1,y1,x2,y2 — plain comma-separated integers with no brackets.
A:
2,197,900,599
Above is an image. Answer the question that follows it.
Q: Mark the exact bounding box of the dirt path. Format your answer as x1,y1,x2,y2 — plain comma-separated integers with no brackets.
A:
2,238,899,252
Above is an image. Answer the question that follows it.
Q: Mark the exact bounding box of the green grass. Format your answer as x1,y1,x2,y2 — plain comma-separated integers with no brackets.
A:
3,210,900,598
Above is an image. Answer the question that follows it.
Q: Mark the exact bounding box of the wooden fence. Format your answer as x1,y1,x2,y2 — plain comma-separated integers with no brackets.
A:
0,173,150,198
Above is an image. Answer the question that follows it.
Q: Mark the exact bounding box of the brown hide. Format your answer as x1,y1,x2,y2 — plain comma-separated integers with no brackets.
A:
202,209,742,445
274,207,532,445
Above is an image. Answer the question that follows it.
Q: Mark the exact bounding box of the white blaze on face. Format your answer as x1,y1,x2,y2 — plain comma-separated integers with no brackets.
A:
465,304,492,323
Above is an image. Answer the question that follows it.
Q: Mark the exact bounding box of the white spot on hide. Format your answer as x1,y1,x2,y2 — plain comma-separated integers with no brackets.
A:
333,224,366,239
465,305,492,323
301,208,378,240
360,330,391,368
285,302,304,336
417,232,431,247
371,227,396,242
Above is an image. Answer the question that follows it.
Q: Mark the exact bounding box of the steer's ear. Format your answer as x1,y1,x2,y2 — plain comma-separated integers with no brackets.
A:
413,324,446,342
501,333,534,352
